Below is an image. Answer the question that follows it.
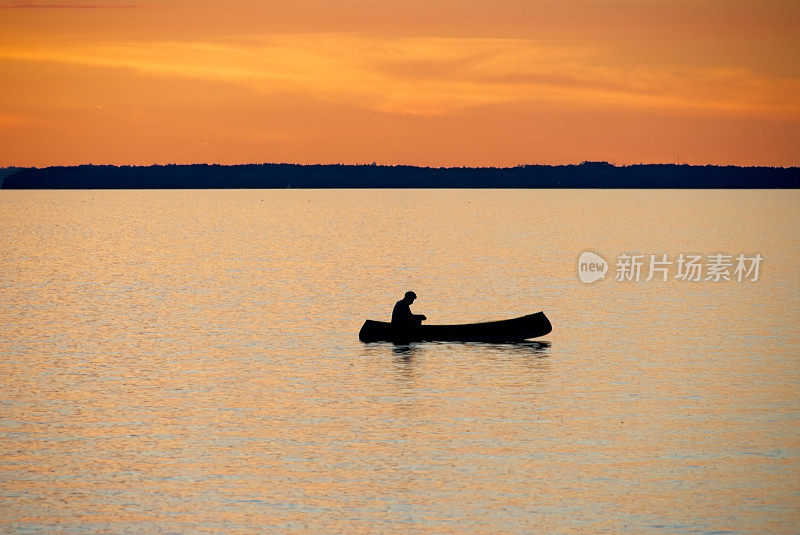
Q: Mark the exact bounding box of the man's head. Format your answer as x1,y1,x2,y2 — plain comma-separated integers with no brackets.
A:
404,291,417,303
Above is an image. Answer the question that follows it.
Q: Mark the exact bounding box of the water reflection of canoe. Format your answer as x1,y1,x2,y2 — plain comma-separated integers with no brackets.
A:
359,311,551,343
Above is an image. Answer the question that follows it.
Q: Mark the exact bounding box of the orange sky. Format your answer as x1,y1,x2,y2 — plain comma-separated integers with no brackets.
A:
1,0,798,167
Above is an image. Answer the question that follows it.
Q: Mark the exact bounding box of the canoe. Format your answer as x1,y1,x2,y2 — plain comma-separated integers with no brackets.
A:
359,311,551,343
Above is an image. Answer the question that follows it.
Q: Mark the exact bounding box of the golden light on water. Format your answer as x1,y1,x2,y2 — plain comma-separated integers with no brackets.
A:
1,190,798,532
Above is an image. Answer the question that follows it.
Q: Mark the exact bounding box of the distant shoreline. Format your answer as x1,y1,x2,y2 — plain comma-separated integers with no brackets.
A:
1,162,798,189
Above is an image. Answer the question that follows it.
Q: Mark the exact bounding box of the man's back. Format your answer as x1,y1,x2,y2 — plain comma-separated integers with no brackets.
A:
391,299,412,325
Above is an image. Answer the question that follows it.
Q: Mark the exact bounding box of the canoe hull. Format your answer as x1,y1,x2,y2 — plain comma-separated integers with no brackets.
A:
359,312,552,343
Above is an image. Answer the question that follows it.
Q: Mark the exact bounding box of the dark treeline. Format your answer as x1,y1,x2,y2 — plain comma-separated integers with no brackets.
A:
1,162,798,189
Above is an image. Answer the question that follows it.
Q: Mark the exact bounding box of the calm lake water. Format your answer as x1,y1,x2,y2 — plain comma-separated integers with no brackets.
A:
1,189,798,534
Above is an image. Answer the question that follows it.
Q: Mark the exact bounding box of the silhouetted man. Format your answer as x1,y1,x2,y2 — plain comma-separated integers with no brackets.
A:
392,291,427,328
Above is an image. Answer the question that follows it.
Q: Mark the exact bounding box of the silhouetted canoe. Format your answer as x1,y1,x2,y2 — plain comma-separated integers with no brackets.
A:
359,312,551,343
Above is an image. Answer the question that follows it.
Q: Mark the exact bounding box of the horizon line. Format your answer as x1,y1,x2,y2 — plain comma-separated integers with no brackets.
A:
3,161,799,170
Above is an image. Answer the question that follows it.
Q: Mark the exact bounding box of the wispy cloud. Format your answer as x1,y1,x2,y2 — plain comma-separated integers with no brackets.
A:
1,33,798,117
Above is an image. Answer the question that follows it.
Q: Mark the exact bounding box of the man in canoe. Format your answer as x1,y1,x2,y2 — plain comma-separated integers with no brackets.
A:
392,291,427,328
